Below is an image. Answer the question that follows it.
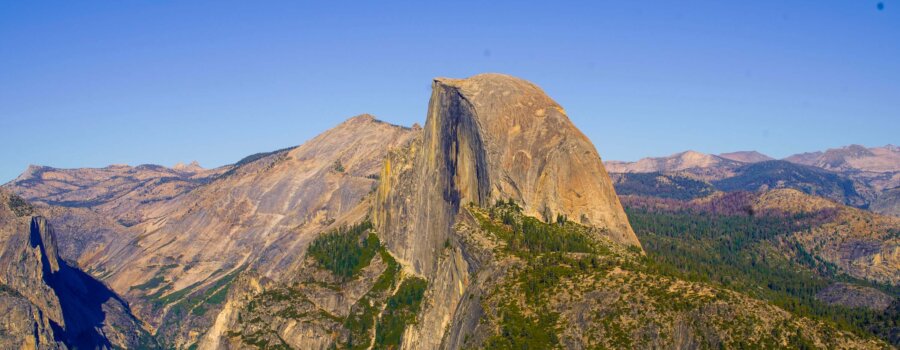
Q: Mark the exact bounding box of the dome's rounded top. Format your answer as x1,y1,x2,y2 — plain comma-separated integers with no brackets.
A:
433,73,549,102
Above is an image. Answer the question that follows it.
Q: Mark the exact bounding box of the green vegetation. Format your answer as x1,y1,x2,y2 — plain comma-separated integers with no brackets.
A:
469,200,866,349
132,263,180,293
230,230,428,350
333,159,346,173
146,267,243,348
483,199,593,254
308,221,378,279
228,329,292,350
130,275,166,291
0,283,23,298
474,201,606,349
627,207,899,346
7,194,33,217
484,303,559,350
613,172,716,200
234,228,429,349
236,286,322,348
232,226,427,349
374,277,428,349
344,246,401,349
156,267,241,328
713,160,862,205
221,146,293,178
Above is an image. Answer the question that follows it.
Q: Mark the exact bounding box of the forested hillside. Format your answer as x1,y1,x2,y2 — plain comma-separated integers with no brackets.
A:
625,200,900,346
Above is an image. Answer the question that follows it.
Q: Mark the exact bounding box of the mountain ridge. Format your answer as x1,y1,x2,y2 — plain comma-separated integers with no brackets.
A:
605,146,900,217
0,75,894,348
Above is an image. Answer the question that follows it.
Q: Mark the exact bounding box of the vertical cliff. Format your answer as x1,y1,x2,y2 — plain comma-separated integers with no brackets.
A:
0,213,151,349
0,189,151,348
376,74,639,275
374,73,640,349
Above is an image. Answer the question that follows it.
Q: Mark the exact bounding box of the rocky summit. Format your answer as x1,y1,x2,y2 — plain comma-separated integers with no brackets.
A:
1,74,895,349
376,74,640,276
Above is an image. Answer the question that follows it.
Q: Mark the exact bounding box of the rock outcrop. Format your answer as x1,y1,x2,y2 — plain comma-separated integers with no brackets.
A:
0,191,150,348
374,74,640,349
376,74,639,273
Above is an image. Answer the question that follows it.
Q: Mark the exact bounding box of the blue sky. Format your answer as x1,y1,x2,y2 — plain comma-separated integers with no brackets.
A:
1,1,898,182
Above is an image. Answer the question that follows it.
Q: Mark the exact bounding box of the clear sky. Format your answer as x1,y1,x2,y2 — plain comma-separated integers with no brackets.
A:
1,1,898,182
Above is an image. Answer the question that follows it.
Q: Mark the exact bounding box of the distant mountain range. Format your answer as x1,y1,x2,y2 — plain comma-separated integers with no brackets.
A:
2,74,893,348
717,150,774,163
605,144,900,217
785,144,900,173
607,144,899,174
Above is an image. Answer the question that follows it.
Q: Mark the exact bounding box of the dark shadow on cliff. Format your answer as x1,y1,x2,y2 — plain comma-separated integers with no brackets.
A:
29,217,136,349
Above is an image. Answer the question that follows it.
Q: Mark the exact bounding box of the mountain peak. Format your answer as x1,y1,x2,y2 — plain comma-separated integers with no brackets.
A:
434,73,525,87
377,73,639,275
605,150,736,174
27,216,61,273
12,164,49,183
342,113,378,124
836,144,875,156
172,160,203,172
333,114,412,132
785,144,899,172
677,150,710,157
718,150,774,163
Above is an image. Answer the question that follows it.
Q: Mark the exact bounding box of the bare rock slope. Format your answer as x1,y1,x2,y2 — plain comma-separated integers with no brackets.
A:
5,163,227,226
91,115,416,347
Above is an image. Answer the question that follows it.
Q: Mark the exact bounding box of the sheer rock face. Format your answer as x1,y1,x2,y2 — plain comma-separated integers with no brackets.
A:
376,74,639,275
0,200,148,349
436,74,637,243
374,74,639,350
0,215,65,330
